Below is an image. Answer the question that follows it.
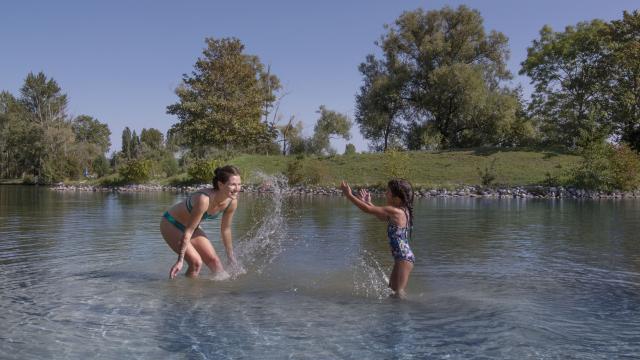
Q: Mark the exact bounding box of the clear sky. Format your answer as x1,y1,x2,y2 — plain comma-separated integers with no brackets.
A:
1,0,637,154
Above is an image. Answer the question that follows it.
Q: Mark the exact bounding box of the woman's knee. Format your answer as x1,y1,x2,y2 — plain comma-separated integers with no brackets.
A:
188,257,203,272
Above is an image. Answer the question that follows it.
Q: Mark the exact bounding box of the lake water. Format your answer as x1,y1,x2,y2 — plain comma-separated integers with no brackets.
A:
1,184,639,359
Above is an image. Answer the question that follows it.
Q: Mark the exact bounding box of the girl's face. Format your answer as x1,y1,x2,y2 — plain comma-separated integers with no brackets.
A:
219,175,242,200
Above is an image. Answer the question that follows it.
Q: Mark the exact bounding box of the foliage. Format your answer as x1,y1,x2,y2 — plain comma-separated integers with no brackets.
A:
355,54,407,152
119,159,152,184
187,158,219,184
72,115,111,154
161,155,180,177
92,154,111,178
140,128,164,151
284,156,330,185
382,148,410,180
311,105,352,155
607,11,640,152
570,142,640,191
477,158,498,187
344,143,356,155
520,20,611,148
167,37,280,156
357,5,522,150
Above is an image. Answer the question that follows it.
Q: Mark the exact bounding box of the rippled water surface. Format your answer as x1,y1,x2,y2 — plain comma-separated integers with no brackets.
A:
1,185,640,359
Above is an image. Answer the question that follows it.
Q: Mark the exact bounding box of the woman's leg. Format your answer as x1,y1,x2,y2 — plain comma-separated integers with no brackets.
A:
189,228,224,274
160,218,204,277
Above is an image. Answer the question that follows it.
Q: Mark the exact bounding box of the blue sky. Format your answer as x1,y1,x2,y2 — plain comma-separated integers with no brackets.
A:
1,0,637,153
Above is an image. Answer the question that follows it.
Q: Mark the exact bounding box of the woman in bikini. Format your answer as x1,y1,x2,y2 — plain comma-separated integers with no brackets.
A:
160,165,241,279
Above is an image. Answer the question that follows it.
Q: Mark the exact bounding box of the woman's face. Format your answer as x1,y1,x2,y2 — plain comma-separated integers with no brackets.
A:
219,175,242,199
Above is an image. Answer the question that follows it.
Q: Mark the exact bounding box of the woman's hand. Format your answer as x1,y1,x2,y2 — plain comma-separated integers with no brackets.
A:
169,259,183,279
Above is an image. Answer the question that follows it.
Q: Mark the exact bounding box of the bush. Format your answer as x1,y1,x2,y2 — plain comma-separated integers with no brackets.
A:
477,158,498,187
610,143,640,191
284,157,330,185
344,143,356,155
161,155,180,177
187,158,219,184
383,148,410,180
92,155,111,178
119,159,152,184
571,142,640,191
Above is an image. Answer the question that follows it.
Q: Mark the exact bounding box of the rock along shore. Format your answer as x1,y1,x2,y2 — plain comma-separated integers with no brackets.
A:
49,183,640,200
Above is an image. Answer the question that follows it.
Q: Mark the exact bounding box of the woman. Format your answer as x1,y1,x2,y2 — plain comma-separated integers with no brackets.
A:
160,165,241,279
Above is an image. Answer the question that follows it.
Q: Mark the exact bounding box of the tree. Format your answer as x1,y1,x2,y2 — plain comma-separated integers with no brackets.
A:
130,130,141,159
355,54,408,151
72,115,111,154
167,37,281,156
607,11,640,151
311,105,352,155
140,128,164,151
19,72,68,126
121,127,132,159
361,6,520,149
520,20,611,147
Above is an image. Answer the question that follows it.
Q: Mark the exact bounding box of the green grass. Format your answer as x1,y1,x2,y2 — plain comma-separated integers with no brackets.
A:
226,148,580,188
15,148,579,188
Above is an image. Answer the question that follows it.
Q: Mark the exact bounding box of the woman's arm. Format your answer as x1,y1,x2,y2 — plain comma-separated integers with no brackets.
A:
340,181,391,221
220,199,238,265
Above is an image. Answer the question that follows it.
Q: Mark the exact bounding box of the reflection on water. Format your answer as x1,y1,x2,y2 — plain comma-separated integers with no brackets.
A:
1,186,640,358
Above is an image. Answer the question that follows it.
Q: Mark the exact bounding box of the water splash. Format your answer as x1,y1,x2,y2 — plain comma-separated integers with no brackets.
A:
232,172,290,277
352,250,393,299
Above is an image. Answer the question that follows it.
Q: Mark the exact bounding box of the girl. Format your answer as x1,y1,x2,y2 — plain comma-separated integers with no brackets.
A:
340,179,415,298
161,165,241,279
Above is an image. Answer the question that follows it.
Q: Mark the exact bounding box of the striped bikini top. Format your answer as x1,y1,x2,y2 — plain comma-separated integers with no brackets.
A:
185,190,232,221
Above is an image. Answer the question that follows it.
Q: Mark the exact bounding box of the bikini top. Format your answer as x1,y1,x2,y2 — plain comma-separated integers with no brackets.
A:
185,190,232,221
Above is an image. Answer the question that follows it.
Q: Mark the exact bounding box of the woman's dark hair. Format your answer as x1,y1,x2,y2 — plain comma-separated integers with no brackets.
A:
212,165,241,190
388,178,414,233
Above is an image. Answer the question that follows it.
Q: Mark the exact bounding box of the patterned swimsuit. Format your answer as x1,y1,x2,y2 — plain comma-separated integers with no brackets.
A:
387,208,415,263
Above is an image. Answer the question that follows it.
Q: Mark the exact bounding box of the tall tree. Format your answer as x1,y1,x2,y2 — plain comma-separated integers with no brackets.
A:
361,5,519,149
167,37,281,157
121,127,132,159
19,72,68,126
520,20,611,147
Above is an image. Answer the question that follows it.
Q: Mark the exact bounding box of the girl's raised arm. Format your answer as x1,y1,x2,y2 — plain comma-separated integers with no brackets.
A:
340,181,390,221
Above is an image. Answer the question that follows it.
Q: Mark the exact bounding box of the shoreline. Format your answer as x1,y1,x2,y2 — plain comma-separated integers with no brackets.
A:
46,183,640,199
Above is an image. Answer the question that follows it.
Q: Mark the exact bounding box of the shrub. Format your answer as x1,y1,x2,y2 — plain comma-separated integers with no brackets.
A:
161,155,180,177
119,159,152,184
284,157,330,185
344,143,356,155
610,143,640,191
92,155,111,178
477,158,498,187
571,142,614,191
383,148,410,180
187,158,218,184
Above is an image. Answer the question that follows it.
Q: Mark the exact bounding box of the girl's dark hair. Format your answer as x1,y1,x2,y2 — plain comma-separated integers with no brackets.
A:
388,178,414,233
212,165,241,190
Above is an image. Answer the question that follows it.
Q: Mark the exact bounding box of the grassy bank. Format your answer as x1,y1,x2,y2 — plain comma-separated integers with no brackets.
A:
230,148,580,188
6,148,581,188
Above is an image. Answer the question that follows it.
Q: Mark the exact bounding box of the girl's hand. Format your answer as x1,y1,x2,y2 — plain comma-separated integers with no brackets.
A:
169,259,183,279
359,189,372,204
340,181,351,196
